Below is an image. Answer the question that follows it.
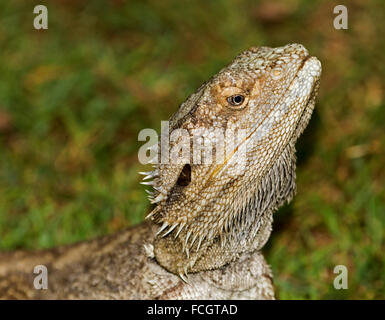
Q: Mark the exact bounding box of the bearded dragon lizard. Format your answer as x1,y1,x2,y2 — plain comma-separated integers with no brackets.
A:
0,43,321,299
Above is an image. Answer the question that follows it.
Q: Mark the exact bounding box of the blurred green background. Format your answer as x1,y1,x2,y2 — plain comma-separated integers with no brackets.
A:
0,0,384,299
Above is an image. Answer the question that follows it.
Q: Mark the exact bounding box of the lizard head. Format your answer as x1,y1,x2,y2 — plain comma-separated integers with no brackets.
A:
141,44,321,277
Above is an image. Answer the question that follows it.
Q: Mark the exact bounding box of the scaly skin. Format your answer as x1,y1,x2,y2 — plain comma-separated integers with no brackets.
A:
0,44,321,299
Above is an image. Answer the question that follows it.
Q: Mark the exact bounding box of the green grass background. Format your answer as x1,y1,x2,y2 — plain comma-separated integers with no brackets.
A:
0,0,384,299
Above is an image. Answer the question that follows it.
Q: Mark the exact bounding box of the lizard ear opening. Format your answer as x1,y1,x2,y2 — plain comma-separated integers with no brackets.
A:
176,164,191,187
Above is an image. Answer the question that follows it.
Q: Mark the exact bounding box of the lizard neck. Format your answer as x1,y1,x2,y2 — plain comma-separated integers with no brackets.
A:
153,141,297,275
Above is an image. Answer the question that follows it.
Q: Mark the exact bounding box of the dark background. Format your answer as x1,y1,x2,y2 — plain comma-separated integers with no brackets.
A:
0,0,384,299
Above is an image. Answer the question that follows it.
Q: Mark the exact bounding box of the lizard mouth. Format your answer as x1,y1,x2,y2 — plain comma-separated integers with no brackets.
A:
293,56,321,138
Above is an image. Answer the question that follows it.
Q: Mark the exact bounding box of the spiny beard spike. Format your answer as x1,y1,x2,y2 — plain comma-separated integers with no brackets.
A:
174,223,185,239
161,223,178,237
156,222,169,236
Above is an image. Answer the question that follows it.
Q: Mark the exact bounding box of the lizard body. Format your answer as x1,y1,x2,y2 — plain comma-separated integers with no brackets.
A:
0,44,321,299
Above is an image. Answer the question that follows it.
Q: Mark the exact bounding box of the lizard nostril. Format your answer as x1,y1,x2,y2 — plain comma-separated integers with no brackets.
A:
176,164,191,187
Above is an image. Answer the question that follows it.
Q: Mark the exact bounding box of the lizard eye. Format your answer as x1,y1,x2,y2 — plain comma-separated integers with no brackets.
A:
227,94,245,107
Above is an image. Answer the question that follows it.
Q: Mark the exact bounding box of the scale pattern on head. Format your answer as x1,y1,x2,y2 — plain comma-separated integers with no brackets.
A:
140,44,321,266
